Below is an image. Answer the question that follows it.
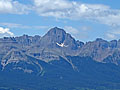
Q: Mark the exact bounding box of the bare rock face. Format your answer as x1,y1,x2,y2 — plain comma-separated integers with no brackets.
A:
103,50,120,65
40,27,78,50
79,38,111,62
78,38,120,64
1,27,120,90
1,27,120,74
1,49,45,74
27,27,81,62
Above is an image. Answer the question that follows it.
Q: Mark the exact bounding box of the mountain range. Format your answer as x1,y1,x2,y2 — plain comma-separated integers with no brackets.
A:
0,27,120,90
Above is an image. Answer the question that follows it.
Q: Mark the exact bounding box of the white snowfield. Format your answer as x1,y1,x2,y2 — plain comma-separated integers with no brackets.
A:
56,42,68,47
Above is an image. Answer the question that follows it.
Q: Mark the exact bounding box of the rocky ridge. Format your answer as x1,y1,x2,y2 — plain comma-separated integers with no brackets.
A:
0,27,120,73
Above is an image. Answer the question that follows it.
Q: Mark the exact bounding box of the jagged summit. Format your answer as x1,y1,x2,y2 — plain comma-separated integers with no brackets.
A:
1,27,120,89
46,27,66,36
95,38,105,41
1,27,120,65
40,27,78,50
42,27,67,44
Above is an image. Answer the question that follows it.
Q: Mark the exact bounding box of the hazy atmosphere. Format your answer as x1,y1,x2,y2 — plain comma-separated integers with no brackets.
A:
1,0,120,90
0,0,120,41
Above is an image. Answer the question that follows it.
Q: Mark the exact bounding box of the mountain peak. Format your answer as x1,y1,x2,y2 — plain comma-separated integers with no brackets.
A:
52,27,61,29
95,38,105,41
42,27,69,43
40,27,78,50
46,27,66,36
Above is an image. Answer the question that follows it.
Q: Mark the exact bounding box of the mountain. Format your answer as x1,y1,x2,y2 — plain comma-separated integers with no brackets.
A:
1,49,45,75
40,27,78,49
1,27,120,90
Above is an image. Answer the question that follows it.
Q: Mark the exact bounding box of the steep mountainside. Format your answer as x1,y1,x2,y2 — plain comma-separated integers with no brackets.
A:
1,27,120,90
0,27,120,65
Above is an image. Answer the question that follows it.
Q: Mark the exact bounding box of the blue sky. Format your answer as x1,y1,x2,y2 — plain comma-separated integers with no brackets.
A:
0,0,120,42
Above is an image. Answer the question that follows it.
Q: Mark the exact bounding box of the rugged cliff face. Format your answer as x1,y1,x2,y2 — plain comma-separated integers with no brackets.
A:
1,27,120,63
0,27,120,70
1,27,120,71
1,27,120,90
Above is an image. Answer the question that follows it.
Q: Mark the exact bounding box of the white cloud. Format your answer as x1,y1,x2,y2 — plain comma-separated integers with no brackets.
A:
64,26,88,40
33,0,72,18
0,23,23,28
106,33,116,40
80,26,91,31
64,26,79,39
64,26,79,34
33,0,120,27
0,22,49,29
0,0,120,27
105,29,120,40
0,0,120,31
0,0,30,14
0,27,14,37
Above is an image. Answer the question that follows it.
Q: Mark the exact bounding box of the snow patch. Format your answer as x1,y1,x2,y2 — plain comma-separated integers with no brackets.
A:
56,42,68,47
